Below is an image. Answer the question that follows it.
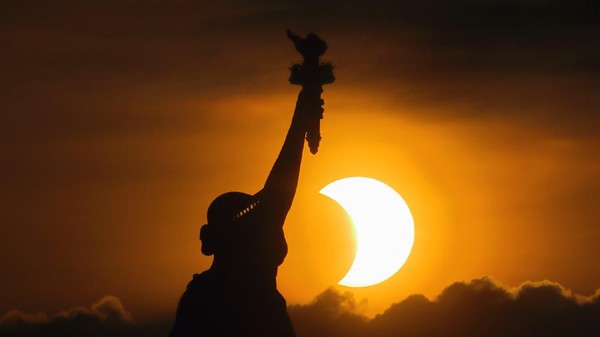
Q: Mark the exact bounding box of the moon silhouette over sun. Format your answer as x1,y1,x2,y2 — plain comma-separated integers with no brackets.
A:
320,177,415,287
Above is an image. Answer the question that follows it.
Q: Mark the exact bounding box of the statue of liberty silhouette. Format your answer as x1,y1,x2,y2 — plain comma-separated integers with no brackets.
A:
170,31,334,337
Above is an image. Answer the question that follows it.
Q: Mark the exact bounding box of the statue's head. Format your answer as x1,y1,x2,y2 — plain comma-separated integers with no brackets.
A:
200,192,252,256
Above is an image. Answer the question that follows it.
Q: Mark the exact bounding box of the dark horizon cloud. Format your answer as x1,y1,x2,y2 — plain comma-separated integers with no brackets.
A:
289,277,600,337
0,296,170,337
2,277,598,337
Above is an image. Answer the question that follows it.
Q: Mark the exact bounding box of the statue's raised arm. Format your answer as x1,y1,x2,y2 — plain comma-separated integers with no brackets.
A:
259,87,321,218
257,30,334,216
258,30,334,217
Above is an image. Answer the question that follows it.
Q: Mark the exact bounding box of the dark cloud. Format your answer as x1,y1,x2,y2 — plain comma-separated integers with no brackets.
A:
0,296,170,337
53,295,133,323
289,277,599,337
384,278,600,337
288,288,370,336
2,278,598,337
326,0,600,136
2,0,597,141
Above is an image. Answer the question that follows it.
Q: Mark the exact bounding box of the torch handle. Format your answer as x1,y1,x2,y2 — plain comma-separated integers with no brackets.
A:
301,85,324,154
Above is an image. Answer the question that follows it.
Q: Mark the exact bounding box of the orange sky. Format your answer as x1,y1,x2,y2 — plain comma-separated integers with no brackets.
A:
1,0,598,321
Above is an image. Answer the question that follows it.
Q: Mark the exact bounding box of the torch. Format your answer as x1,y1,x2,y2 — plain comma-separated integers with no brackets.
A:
287,30,335,154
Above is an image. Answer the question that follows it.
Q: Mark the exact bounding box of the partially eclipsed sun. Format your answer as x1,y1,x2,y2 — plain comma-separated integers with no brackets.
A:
320,177,415,287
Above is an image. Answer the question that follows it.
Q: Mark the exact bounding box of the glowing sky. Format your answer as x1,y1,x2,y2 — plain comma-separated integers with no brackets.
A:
1,0,598,323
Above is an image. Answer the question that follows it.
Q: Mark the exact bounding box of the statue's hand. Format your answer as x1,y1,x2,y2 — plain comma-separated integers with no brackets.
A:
293,88,324,130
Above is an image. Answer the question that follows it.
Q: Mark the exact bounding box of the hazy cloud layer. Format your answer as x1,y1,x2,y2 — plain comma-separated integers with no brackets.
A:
2,278,598,337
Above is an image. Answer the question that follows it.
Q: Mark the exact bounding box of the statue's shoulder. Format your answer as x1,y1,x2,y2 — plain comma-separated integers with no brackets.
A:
186,271,214,291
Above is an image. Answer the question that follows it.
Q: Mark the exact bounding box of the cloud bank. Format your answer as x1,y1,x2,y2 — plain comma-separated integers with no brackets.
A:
289,277,599,337
2,278,598,337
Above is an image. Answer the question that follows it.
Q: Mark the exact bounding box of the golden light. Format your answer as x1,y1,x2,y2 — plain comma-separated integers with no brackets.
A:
320,177,415,287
